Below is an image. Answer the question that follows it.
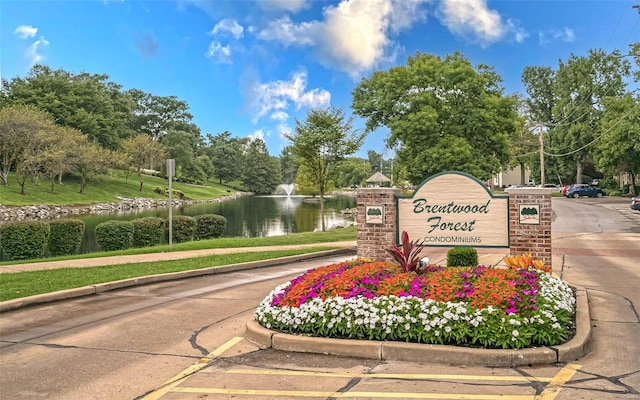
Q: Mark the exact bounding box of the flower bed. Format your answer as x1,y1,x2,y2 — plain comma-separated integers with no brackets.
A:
255,258,575,349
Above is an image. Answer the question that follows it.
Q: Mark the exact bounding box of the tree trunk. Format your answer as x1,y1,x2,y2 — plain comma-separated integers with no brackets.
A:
320,192,326,232
0,172,7,186
520,162,526,185
79,176,86,194
139,180,144,192
576,160,583,184
50,179,55,193
630,171,637,196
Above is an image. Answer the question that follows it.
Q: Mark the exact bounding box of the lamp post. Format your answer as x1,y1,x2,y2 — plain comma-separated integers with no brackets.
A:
166,159,175,250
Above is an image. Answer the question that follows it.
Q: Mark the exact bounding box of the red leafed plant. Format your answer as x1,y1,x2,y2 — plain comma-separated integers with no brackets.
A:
386,231,425,273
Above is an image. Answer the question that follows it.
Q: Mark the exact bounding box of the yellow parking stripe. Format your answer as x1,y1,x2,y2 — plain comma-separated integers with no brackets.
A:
141,336,243,400
173,387,534,399
537,363,581,400
225,368,554,382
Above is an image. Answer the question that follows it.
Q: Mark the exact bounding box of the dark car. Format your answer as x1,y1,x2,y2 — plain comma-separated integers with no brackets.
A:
632,196,640,211
565,184,606,198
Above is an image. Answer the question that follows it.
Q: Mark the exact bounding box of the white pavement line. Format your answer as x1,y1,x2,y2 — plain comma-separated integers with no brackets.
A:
140,336,243,400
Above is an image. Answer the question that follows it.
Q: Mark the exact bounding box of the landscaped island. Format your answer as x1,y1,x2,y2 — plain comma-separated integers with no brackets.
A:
255,251,575,350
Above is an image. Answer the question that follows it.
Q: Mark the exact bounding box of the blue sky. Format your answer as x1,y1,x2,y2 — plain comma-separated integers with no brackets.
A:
2,0,638,158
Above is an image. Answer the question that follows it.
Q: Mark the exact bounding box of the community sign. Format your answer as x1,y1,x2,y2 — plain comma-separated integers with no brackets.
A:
396,172,509,247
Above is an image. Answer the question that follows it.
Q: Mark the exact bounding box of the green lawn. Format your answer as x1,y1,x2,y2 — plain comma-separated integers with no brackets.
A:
0,247,337,301
0,170,238,206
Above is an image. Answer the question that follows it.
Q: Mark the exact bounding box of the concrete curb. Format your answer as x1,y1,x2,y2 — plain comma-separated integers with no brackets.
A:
245,286,591,367
0,248,356,313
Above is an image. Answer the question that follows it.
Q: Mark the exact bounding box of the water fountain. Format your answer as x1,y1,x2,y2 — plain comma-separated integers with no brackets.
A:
274,183,295,196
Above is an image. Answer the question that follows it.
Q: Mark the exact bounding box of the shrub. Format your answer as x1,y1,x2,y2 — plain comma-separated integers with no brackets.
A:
132,217,165,248
447,247,478,267
153,186,165,195
48,219,85,257
194,214,227,240
386,230,425,272
94,220,134,251
0,221,51,260
166,215,197,243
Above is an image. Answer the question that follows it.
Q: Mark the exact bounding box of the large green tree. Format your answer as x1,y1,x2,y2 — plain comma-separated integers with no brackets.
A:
286,107,364,231
334,157,371,188
593,94,640,195
242,138,281,194
1,65,135,149
126,89,195,141
352,52,516,183
205,131,245,184
279,146,298,184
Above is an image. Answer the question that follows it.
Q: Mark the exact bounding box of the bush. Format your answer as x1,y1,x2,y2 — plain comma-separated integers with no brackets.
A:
194,214,227,240
94,220,134,251
48,219,85,257
166,215,197,243
0,221,50,260
132,217,165,248
447,247,478,267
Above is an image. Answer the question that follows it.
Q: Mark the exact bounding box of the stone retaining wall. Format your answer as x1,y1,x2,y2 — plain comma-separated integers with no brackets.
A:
0,192,250,223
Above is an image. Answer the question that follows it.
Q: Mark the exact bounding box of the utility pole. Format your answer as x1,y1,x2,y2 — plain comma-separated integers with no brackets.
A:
539,123,545,186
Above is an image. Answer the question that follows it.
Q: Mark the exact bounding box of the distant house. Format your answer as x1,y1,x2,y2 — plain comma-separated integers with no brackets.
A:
491,165,532,188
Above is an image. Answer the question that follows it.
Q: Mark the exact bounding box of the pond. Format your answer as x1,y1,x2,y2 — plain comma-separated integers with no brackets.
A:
51,194,356,254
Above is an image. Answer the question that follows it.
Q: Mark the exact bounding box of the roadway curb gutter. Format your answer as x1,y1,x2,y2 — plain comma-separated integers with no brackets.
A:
245,286,591,367
0,248,356,313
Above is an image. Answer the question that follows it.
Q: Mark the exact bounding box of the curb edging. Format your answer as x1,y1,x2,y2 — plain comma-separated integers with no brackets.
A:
245,286,591,367
0,248,356,313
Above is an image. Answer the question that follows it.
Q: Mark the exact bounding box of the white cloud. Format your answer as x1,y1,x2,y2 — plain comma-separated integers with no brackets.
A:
248,129,266,142
437,0,506,46
437,0,527,46
257,15,317,46
26,37,49,65
271,110,289,121
259,0,308,13
210,18,244,39
14,25,38,39
205,41,232,63
538,27,575,47
257,0,429,78
247,70,331,123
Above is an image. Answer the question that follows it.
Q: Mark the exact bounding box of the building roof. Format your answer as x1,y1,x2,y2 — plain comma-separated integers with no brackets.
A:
366,171,391,183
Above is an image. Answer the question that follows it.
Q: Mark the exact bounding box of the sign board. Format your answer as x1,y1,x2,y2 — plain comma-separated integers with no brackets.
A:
397,171,509,247
365,205,384,224
519,204,540,225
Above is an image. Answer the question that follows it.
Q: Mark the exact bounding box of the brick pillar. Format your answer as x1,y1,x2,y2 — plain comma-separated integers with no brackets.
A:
356,187,401,261
508,189,552,267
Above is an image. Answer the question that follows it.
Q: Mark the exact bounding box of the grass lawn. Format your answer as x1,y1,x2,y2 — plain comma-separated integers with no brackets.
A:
0,170,238,206
0,247,338,301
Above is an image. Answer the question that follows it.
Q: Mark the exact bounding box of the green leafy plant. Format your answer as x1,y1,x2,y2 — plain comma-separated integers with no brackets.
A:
194,214,227,240
385,231,425,272
447,247,478,267
166,215,197,243
48,219,85,257
0,221,50,260
132,217,165,248
95,220,134,251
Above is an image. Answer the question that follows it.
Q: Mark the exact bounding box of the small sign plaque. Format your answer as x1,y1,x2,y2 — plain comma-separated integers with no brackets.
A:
519,204,540,225
365,205,384,224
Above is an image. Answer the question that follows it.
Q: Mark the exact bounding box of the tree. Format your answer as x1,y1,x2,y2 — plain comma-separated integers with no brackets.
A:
127,89,195,141
523,49,631,185
205,131,245,184
333,157,371,188
279,146,298,184
121,134,166,191
0,104,55,186
593,94,640,195
1,65,135,149
242,138,281,194
74,138,114,194
38,125,84,193
294,164,321,196
352,52,516,183
286,107,365,231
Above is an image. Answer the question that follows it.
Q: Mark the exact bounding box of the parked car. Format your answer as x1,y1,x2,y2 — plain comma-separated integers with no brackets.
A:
631,196,640,211
537,184,561,192
561,185,571,196
565,184,606,198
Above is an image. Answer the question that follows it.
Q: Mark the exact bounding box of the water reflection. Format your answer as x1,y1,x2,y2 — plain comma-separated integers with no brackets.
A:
45,194,356,254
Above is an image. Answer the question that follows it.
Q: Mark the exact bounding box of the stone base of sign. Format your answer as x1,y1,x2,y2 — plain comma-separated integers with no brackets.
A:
355,183,553,268
356,187,401,261
508,188,552,266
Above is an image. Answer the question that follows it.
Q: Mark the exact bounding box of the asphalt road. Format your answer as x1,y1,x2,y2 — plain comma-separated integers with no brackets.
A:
0,197,638,399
